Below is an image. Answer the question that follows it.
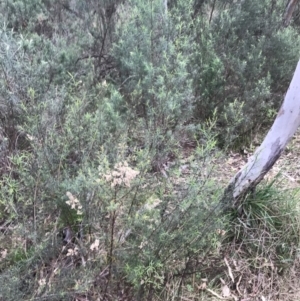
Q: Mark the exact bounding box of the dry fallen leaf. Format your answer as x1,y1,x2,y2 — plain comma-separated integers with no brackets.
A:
197,280,207,290
222,284,231,297
90,239,100,251
1,249,7,260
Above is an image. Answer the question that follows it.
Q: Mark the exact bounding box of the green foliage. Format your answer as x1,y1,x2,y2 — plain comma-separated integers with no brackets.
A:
191,0,300,147
0,0,300,300
113,0,195,166
0,88,225,299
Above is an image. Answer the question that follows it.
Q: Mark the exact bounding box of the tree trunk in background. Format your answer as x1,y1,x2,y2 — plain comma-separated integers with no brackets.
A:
222,60,300,208
283,0,299,27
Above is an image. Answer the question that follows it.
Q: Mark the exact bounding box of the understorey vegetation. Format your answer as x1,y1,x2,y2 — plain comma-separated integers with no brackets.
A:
1,0,300,300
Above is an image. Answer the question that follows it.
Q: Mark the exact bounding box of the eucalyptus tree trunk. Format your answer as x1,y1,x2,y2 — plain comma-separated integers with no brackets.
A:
164,0,167,15
222,60,300,208
283,0,299,27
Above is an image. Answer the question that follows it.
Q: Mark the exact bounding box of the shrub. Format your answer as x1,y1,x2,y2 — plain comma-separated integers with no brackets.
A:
191,0,300,147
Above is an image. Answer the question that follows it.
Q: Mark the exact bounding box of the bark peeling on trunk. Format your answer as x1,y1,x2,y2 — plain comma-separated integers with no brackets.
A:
222,60,300,208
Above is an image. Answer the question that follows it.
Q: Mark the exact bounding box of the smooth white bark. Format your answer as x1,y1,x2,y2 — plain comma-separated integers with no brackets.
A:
164,0,167,16
229,60,300,201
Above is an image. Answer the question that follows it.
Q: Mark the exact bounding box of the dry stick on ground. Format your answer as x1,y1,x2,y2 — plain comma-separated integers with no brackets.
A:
222,60,300,209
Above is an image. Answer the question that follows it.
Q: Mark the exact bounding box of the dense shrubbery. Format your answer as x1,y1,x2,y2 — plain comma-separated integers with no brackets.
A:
0,0,300,300
191,0,300,147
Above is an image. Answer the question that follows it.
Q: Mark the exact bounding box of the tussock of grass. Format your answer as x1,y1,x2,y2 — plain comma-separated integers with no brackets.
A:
221,180,300,301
